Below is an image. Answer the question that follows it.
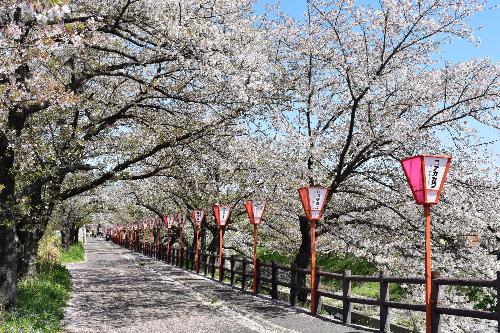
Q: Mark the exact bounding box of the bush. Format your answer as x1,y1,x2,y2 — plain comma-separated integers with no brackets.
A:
37,234,62,269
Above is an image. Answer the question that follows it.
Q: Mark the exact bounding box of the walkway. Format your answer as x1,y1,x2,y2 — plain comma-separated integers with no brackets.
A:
63,238,371,333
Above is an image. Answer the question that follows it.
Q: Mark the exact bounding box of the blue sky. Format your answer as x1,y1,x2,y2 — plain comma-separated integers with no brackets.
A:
254,0,500,154
254,0,500,62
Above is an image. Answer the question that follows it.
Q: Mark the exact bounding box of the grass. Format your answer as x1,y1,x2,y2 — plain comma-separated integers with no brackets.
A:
0,265,72,333
256,247,406,300
61,242,85,263
0,240,84,332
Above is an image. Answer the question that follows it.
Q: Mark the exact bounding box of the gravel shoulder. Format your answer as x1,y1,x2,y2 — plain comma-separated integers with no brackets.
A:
63,238,372,333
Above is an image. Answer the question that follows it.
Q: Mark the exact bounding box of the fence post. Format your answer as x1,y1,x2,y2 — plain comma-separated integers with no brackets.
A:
431,271,442,333
211,254,216,279
230,255,235,286
271,261,278,300
379,270,390,332
241,257,248,290
312,268,322,316
290,263,298,306
203,253,208,276
190,249,194,270
496,271,499,332
255,258,261,295
219,255,225,282
191,250,196,270
342,269,352,325
176,249,180,267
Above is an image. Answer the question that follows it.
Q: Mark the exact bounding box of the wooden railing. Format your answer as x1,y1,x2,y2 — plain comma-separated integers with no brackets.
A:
118,239,500,332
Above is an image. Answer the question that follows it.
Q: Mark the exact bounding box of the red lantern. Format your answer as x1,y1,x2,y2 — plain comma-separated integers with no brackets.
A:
162,214,174,229
192,209,205,227
213,205,231,226
244,200,267,225
400,155,451,205
297,185,329,317
297,186,329,221
244,200,267,294
176,213,187,264
213,204,231,282
163,214,174,262
176,213,187,227
192,209,205,273
400,154,451,333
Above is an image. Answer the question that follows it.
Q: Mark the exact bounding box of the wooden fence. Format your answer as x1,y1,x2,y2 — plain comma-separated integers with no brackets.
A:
120,239,500,333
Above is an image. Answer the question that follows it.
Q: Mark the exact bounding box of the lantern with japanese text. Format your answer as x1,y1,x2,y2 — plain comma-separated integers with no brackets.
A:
176,213,187,227
297,186,329,316
192,209,205,273
401,155,451,333
213,204,231,281
245,200,267,294
176,213,187,264
163,214,174,262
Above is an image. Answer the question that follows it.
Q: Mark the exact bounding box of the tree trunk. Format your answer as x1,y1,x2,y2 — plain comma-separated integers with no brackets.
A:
0,226,18,310
200,222,207,252
206,227,217,253
69,225,79,245
0,131,18,309
293,215,311,303
61,227,70,251
17,227,43,278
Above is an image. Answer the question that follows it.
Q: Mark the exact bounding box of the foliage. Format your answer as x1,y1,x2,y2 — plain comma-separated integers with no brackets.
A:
61,242,85,264
0,265,72,333
459,286,497,312
0,235,83,332
257,247,405,300
37,234,62,269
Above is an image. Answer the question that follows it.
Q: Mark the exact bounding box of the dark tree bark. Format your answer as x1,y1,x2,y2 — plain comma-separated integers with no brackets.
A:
16,227,44,278
206,227,218,253
69,224,79,245
200,222,207,253
0,226,17,311
0,130,18,309
61,228,70,251
293,215,312,302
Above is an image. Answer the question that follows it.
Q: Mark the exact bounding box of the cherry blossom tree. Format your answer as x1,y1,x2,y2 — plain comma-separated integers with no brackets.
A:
0,0,271,309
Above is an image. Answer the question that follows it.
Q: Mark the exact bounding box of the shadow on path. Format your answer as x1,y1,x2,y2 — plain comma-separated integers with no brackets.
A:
63,238,371,333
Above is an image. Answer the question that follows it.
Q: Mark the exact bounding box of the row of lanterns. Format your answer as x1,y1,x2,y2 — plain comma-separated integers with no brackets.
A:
111,154,451,333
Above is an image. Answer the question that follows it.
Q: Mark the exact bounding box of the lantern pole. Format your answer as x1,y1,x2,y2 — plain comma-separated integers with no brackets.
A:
149,224,153,257
195,226,200,273
219,225,224,282
311,220,317,315
157,224,161,259
167,228,171,262
424,204,432,333
253,223,258,294
180,225,184,264
142,226,146,254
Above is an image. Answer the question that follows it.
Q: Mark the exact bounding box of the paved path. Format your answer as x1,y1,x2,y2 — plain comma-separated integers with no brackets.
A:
63,238,371,333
